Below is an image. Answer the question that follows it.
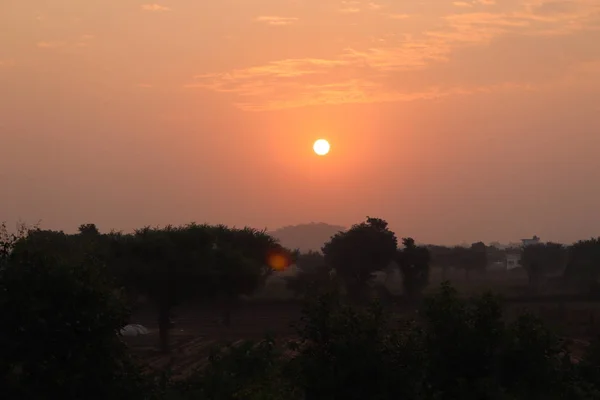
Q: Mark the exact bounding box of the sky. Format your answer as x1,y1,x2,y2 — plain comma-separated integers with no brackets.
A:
1,0,599,245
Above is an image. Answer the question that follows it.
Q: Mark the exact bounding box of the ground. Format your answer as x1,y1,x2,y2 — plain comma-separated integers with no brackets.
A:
125,296,600,377
125,267,599,376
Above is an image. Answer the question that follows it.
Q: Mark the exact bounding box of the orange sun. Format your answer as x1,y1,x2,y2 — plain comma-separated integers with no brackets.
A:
313,139,330,156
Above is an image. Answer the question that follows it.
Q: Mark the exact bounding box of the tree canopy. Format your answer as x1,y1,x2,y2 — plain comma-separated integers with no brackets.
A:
322,217,398,302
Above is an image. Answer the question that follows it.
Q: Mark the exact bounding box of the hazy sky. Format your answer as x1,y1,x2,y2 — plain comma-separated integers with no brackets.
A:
1,0,599,245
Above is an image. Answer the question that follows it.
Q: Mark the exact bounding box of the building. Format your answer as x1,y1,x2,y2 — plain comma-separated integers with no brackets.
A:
521,235,541,247
506,252,522,270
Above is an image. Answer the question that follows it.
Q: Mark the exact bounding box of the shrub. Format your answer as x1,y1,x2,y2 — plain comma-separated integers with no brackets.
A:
0,254,148,400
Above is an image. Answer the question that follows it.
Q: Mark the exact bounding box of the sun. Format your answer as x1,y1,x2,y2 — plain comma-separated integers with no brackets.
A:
313,139,330,156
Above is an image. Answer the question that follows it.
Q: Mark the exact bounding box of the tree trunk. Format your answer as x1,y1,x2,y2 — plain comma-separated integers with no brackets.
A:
222,307,231,327
158,304,171,353
221,296,237,327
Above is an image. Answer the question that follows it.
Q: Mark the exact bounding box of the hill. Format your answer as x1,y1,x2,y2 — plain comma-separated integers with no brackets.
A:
269,222,346,252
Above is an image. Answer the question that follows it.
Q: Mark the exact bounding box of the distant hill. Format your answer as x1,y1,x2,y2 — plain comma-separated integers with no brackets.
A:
269,222,346,253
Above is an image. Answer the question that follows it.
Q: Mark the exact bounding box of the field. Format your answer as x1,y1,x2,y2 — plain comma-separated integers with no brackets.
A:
124,268,600,376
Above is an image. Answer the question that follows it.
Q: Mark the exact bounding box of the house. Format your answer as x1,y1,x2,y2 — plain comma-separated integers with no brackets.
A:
502,236,540,270
506,251,522,270
521,235,541,247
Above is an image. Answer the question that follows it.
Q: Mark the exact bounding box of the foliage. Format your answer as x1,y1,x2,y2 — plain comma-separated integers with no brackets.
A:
168,337,297,400
564,238,600,292
7,217,600,399
521,242,567,292
0,221,31,266
176,282,600,400
322,217,397,302
0,252,147,400
427,243,488,280
397,237,431,301
284,250,335,298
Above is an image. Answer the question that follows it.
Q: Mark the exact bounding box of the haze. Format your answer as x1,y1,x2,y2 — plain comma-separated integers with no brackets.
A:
1,0,599,245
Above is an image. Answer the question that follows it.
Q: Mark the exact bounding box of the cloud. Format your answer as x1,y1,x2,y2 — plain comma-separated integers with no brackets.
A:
186,0,600,111
439,1,600,41
141,4,171,12
340,8,360,13
339,0,361,13
388,13,410,19
255,16,298,26
37,41,67,49
203,79,532,112
36,35,94,50
453,2,474,7
0,59,15,69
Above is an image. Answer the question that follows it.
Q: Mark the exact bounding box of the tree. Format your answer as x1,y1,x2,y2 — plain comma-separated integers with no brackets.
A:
0,221,30,266
397,238,431,302
427,245,457,280
564,238,600,293
521,242,567,292
112,224,215,352
322,217,398,303
210,225,292,325
78,223,100,235
0,250,146,399
464,242,488,281
210,245,266,326
285,251,334,298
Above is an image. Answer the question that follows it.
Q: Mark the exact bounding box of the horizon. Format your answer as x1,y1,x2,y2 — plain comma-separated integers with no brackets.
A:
1,0,599,246
0,219,578,248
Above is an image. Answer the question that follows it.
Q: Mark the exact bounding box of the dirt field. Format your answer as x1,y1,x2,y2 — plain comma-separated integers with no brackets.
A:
124,296,600,376
125,302,303,376
122,267,600,376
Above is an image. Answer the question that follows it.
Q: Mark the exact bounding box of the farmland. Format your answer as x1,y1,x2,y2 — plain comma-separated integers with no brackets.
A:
125,292,600,377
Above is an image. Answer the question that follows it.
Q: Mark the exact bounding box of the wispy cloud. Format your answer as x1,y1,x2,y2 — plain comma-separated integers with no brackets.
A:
37,41,67,49
339,0,361,13
0,59,15,68
196,78,532,112
141,4,171,12
186,0,600,111
453,2,474,8
339,8,361,13
36,35,94,50
388,13,410,19
255,16,298,26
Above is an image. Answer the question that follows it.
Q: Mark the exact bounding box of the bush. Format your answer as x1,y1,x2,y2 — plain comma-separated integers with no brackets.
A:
0,254,149,400
167,336,297,400
173,282,600,400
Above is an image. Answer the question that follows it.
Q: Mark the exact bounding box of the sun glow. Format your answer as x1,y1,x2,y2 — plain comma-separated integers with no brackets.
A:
313,139,330,156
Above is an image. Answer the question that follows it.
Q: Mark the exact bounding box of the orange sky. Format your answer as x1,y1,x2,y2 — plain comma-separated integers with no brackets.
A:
1,0,599,245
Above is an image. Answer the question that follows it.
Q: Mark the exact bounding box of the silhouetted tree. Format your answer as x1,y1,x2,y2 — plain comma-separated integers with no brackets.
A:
397,238,430,302
285,251,334,297
464,242,488,281
78,223,100,235
521,242,567,293
113,225,215,352
210,245,266,326
564,238,600,293
210,225,291,325
0,222,31,266
322,217,397,303
0,251,143,399
428,245,456,280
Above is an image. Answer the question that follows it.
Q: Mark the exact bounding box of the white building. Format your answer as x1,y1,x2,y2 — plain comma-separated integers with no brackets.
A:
506,252,522,270
521,235,541,247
